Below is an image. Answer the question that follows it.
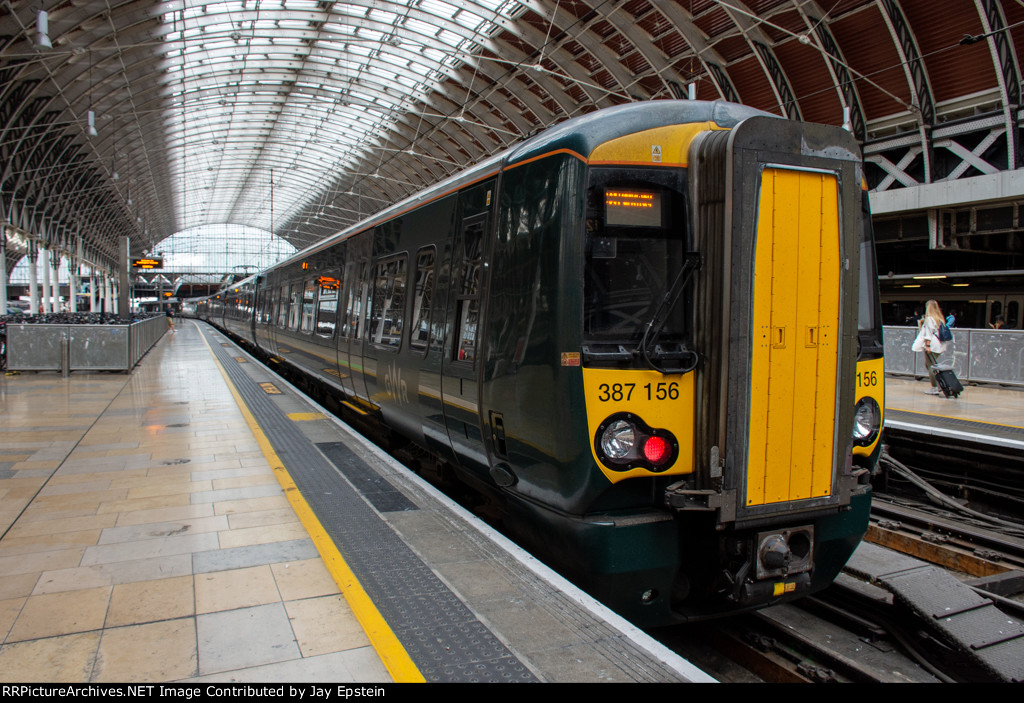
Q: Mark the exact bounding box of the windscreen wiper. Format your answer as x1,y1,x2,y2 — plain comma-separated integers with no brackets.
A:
638,252,700,374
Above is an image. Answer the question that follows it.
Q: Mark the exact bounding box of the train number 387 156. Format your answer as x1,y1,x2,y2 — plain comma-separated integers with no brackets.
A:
597,382,680,402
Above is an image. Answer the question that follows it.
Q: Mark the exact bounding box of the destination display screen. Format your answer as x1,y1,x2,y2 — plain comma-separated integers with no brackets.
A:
604,189,662,228
131,256,163,270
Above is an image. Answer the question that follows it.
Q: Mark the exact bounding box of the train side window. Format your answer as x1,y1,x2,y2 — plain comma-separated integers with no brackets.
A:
277,285,289,327
990,301,1003,327
257,285,272,325
454,219,484,363
410,247,435,354
341,262,359,340
315,273,341,337
369,256,407,350
287,283,302,331
300,280,317,333
347,262,370,341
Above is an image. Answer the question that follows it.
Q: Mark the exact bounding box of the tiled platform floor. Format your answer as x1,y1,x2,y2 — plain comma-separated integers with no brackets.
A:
884,375,1024,427
0,322,391,682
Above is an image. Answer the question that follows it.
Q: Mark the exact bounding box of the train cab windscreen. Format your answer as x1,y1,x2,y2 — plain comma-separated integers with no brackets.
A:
583,167,694,371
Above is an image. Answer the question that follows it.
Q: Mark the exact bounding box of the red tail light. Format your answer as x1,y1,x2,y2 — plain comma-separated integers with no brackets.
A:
642,436,670,465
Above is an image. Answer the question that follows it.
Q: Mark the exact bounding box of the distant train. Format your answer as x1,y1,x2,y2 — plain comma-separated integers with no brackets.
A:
879,286,1023,330
190,101,885,626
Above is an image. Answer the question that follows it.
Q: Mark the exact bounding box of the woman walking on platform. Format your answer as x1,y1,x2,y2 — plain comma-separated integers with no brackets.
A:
911,299,947,395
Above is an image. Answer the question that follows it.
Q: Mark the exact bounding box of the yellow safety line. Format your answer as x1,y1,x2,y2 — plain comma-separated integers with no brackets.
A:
194,322,424,683
888,406,1024,432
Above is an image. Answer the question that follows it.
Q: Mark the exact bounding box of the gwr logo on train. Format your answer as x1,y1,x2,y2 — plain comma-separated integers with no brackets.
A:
384,362,409,406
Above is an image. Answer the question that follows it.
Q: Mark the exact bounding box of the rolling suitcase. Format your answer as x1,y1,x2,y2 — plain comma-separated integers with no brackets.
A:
932,364,963,398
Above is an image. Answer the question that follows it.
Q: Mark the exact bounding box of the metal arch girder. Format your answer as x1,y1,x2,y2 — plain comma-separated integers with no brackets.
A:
878,0,935,126
717,0,801,120
567,1,679,100
655,2,740,103
796,1,867,141
0,97,61,189
340,117,471,183
975,0,1021,106
975,0,1021,170
469,37,587,118
382,89,521,160
0,79,43,158
497,0,636,101
444,55,552,129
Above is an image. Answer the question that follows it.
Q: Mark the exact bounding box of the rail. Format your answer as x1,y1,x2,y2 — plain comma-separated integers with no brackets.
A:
884,326,1024,387
6,315,168,373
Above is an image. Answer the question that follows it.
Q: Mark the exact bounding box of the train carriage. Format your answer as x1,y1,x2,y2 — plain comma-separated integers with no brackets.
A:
194,100,885,626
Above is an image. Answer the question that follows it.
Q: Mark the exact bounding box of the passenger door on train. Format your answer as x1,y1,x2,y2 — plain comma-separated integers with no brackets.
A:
254,276,277,356
340,237,373,406
441,200,491,473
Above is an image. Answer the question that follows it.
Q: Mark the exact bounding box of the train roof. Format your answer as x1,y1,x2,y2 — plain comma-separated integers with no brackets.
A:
259,100,777,277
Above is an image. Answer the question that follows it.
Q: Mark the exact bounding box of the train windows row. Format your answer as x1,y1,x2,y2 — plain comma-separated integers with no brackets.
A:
264,244,442,356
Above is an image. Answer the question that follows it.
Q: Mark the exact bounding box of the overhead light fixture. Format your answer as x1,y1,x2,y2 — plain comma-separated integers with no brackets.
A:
952,283,970,287
912,274,947,280
903,284,921,288
34,11,52,50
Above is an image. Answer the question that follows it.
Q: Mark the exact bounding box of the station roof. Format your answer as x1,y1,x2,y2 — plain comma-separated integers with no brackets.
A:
1,1,1020,271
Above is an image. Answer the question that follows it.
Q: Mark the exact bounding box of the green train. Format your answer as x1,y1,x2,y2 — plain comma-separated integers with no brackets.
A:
194,101,885,626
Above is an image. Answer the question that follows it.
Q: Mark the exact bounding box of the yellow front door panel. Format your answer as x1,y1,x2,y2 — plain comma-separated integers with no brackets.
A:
747,168,841,506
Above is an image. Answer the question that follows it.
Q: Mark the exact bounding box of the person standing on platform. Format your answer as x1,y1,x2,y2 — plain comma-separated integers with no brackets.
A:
911,299,947,395
165,305,175,333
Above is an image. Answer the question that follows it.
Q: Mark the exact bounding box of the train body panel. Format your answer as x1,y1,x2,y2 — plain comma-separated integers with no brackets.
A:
189,101,884,626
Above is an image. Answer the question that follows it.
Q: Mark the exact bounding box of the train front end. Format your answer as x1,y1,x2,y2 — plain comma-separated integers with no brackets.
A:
577,112,881,624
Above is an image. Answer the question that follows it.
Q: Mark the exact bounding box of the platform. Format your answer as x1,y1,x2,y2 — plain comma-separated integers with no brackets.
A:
883,376,1024,450
0,320,711,683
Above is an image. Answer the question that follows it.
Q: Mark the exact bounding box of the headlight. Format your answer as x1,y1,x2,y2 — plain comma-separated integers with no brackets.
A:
852,397,880,445
595,414,678,472
600,420,635,459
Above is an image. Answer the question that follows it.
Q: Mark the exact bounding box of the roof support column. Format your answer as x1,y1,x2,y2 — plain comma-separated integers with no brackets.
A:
41,246,51,314
0,225,7,314
27,241,38,317
69,238,83,314
51,249,62,313
104,273,113,317
90,267,98,314
68,255,77,314
118,236,129,318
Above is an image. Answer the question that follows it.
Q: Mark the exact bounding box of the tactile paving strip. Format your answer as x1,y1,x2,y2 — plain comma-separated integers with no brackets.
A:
316,441,417,513
203,327,538,682
886,409,1024,444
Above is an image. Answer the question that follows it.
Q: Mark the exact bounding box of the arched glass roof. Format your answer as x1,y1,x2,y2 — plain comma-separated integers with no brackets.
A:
2,1,1021,275
156,224,296,275
162,0,522,242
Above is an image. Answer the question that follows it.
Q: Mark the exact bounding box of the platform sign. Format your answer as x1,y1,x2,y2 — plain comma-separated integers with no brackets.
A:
131,256,164,270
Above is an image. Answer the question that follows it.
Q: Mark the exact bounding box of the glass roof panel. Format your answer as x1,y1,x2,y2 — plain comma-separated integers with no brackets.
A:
154,0,520,253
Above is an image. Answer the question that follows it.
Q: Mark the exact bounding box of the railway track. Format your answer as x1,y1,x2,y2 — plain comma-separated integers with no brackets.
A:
655,442,1024,683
